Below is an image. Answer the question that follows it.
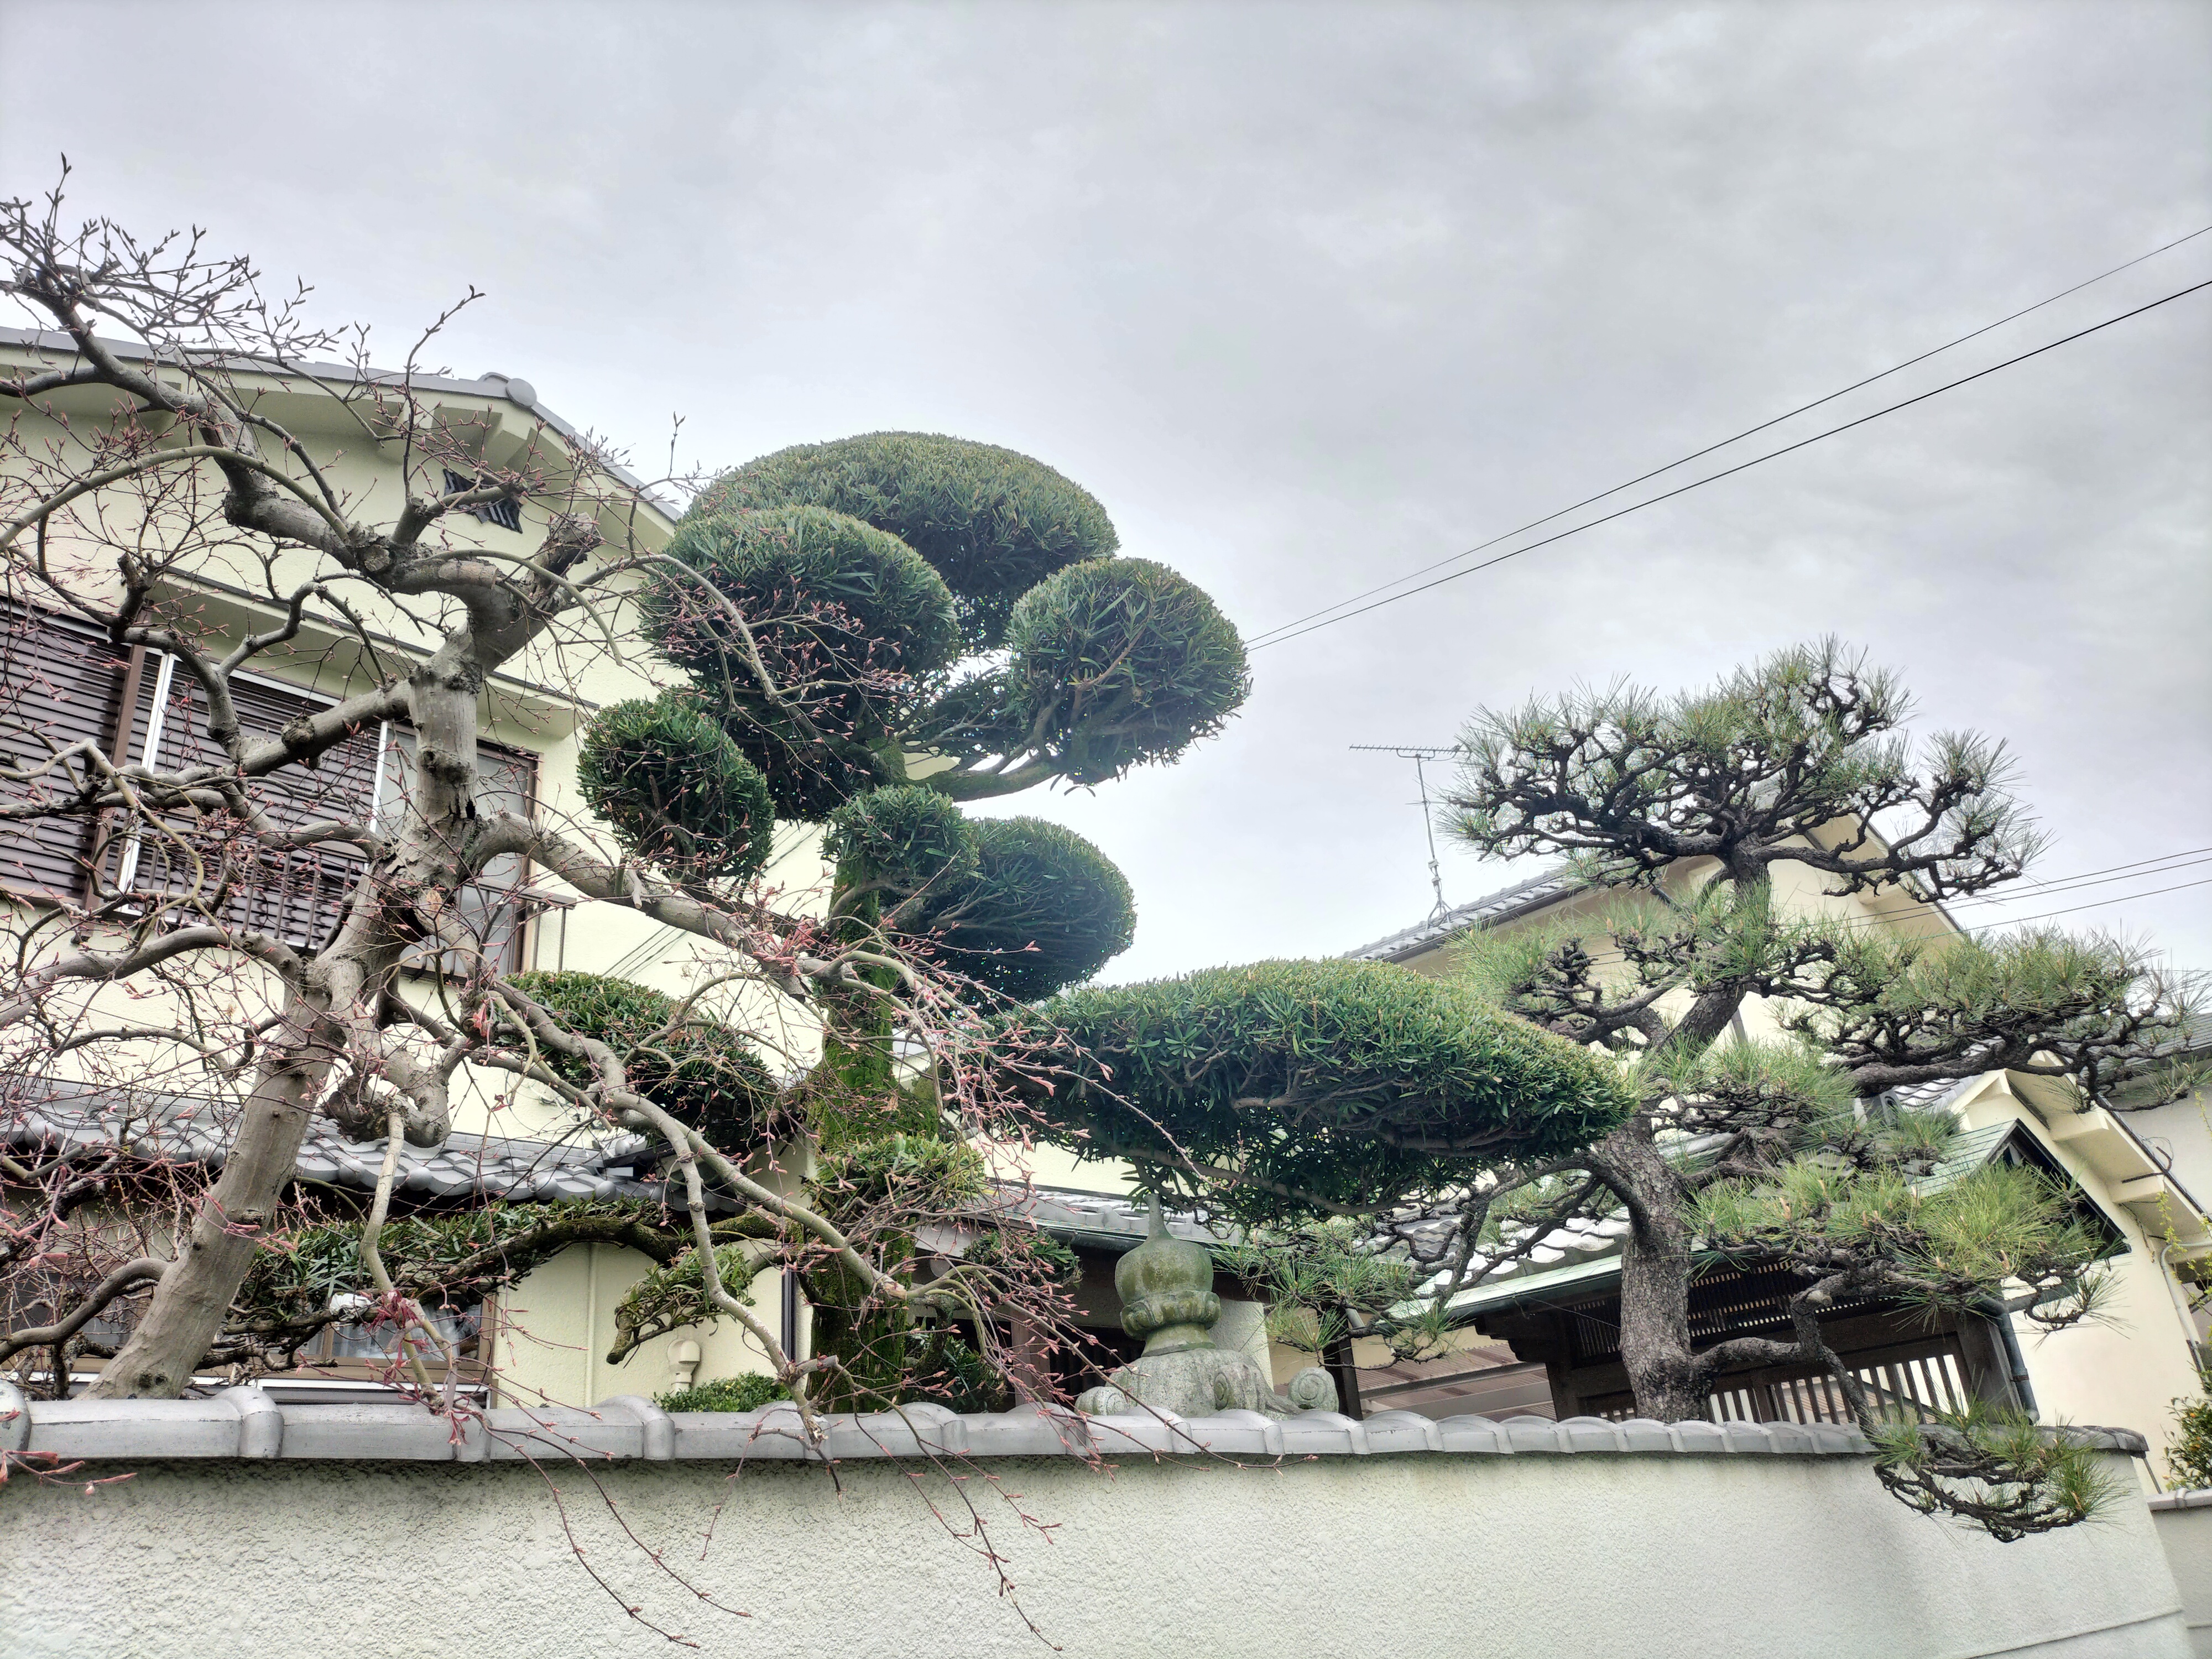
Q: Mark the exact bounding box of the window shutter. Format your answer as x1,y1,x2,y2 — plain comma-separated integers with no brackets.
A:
0,606,131,898
119,660,383,952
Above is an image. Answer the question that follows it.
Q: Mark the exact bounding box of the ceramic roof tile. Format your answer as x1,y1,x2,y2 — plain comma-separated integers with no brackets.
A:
1347,867,1582,963
2,1078,670,1207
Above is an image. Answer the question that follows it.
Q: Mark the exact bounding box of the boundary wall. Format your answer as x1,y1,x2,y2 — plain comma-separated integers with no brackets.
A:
2151,1489,2212,1657
2,1384,2189,1659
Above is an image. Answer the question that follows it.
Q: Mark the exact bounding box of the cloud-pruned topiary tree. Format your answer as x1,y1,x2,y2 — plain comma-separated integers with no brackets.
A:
1414,639,2199,1536
575,431,1246,1407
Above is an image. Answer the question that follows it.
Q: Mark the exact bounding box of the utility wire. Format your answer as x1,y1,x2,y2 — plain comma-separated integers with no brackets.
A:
1248,223,2212,645
1255,226,2212,646
1250,268,2212,653
1948,875,2212,932
1943,853,2212,909
1553,868,2212,974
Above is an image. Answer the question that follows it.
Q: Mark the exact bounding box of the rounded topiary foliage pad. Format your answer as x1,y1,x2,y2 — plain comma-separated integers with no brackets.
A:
1004,556,1250,785
648,503,959,817
694,432,1118,650
578,692,775,881
909,815,1136,1001
508,970,781,1151
823,784,979,898
650,503,959,707
1025,959,1637,1226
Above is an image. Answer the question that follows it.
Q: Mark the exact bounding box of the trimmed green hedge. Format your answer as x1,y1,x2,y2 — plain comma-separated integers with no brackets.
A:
577,692,775,881
1025,959,1635,1224
823,784,978,897
655,1373,788,1412
648,504,958,817
912,816,1135,1000
1001,557,1250,785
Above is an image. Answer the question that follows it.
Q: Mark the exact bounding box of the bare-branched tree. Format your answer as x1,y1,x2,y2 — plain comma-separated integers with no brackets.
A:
0,174,1141,1433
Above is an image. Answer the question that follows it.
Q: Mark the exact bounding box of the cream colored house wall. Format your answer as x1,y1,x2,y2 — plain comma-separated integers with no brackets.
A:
1943,1073,2206,1469
493,1247,789,1406
0,345,823,1390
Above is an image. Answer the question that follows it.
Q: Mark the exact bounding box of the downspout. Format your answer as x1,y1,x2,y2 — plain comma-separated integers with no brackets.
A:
2157,1239,2207,1370
1975,1298,2039,1420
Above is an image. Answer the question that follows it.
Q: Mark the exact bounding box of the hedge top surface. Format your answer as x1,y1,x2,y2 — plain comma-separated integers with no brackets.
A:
694,432,1118,649
1000,556,1250,786
1025,958,1636,1224
910,816,1137,1001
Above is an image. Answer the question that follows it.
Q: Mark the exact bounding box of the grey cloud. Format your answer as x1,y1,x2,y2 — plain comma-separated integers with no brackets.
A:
2,0,2204,976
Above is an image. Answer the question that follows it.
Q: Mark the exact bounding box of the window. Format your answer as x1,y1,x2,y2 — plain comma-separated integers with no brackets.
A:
0,605,539,966
442,468,523,534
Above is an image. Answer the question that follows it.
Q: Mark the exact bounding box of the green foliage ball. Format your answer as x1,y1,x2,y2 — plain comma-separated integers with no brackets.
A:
910,816,1135,1000
695,432,1118,649
509,970,780,1150
1026,959,1636,1225
649,504,959,817
655,503,960,683
577,693,775,881
823,784,978,897
1003,557,1250,785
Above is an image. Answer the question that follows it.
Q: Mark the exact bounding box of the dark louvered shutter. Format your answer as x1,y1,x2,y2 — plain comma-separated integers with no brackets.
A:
0,606,131,898
120,661,384,952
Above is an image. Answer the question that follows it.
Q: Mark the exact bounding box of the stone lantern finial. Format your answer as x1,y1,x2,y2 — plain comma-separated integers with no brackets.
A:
1074,1194,1340,1420
1115,1194,1219,1352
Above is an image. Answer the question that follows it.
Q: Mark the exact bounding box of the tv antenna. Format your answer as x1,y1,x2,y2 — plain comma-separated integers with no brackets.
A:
1352,743,1455,922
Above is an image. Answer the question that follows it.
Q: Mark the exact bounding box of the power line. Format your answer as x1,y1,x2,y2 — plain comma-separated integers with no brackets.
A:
1944,852,2212,910
1248,224,2212,646
1551,868,2212,974
1249,224,2212,646
1249,267,2212,653
1959,875,2212,932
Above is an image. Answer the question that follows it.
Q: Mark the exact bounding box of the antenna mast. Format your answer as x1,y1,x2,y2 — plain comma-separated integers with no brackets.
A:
1351,743,1455,922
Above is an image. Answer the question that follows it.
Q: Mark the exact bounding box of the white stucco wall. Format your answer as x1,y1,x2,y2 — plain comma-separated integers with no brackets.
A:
2151,1494,2212,1657
1,1412,2188,1658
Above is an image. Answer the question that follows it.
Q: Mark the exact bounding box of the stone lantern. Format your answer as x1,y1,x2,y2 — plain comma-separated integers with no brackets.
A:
1076,1198,1339,1418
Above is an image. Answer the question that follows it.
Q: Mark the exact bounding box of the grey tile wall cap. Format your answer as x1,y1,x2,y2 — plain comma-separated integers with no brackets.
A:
2,1381,2151,1465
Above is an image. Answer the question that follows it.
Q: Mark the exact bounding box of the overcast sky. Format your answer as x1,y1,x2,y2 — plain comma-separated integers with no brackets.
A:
4,1,2207,982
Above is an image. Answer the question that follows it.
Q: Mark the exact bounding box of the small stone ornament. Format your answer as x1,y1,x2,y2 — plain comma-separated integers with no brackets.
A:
1076,1197,1339,1418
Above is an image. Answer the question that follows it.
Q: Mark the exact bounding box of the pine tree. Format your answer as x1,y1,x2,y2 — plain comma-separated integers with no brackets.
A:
1023,640,2199,1535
